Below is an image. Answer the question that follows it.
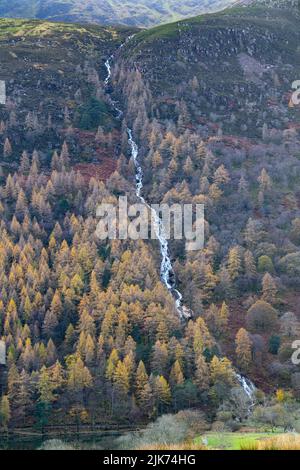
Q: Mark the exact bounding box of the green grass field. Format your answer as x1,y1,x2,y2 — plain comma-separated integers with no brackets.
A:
194,432,283,450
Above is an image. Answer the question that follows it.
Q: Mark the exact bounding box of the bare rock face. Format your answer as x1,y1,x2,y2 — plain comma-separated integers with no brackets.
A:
181,305,194,320
0,340,6,366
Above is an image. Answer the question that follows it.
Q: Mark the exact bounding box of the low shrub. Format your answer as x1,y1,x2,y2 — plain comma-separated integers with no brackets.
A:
38,439,76,450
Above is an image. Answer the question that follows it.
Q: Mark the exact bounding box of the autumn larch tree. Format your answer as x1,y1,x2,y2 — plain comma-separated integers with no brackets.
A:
235,328,252,372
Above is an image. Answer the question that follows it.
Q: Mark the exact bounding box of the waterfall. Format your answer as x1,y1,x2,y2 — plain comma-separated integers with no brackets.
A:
103,42,258,410
104,43,256,414
236,373,256,412
127,129,190,319
104,49,191,320
236,374,256,401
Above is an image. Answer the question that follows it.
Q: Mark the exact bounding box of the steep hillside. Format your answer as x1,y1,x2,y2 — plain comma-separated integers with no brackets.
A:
121,3,300,137
0,19,135,175
109,1,300,396
0,0,236,27
2,1,300,439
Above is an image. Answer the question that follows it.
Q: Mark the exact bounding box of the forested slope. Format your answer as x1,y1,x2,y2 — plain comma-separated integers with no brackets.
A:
1,1,300,434
111,0,300,405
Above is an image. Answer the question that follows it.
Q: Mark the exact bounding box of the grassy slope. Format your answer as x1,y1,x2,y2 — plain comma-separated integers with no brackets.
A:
0,18,136,165
0,17,135,77
0,17,134,39
0,18,135,88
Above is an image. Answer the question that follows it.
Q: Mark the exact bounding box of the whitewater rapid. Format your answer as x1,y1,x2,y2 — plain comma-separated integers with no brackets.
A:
104,51,189,320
